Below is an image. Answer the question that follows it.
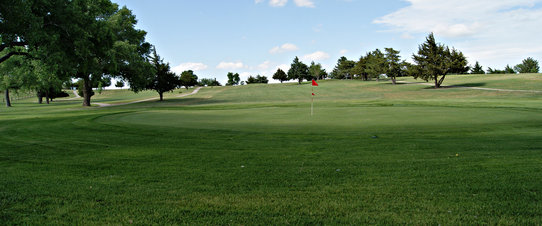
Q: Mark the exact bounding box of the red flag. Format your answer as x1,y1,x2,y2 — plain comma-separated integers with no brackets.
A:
312,79,318,86
312,93,315,96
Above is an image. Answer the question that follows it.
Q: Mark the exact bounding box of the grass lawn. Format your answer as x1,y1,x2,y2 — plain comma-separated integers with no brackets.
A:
1,74,542,224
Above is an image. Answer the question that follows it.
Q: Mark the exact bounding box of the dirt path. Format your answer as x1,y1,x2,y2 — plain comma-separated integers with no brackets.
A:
94,87,202,107
397,81,542,93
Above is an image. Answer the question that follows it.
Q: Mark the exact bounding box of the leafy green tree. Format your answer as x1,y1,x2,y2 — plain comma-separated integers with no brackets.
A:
226,72,240,86
384,48,403,84
199,78,221,86
487,67,505,74
180,70,198,90
17,1,153,106
330,56,355,79
504,65,516,74
287,56,309,84
352,55,369,80
449,48,470,74
115,80,125,89
364,49,387,80
411,33,465,88
147,48,179,100
272,68,288,83
247,75,269,84
514,57,539,73
308,61,327,80
0,53,24,107
471,61,485,74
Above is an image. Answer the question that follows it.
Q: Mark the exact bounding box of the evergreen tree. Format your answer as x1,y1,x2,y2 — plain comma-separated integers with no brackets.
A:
471,61,485,74
514,57,539,73
287,57,309,84
147,47,179,100
384,48,402,84
411,33,465,88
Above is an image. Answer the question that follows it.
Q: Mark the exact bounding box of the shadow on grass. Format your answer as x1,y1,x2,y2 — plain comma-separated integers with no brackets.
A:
121,98,229,108
421,83,487,90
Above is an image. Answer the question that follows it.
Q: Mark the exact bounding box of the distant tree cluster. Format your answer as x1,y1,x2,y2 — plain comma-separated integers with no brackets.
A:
246,75,269,84
471,58,539,74
199,78,221,87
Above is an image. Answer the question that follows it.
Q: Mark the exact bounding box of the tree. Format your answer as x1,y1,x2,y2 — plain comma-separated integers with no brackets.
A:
272,68,288,83
115,80,125,89
514,57,539,73
352,55,369,80
226,72,240,86
199,78,221,86
180,70,198,90
330,56,355,79
411,33,465,88
287,56,310,84
0,53,24,107
18,1,153,106
147,47,179,101
247,75,268,84
471,61,485,74
487,67,505,74
504,65,515,74
364,49,387,80
449,48,470,74
308,61,327,80
384,48,403,84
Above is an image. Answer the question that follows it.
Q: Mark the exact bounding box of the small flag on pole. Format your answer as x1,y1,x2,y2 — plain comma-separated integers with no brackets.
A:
312,93,315,96
312,79,318,86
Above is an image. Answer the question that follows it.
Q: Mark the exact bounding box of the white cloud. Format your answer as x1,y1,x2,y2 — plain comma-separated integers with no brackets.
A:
258,0,315,7
293,0,315,8
216,62,245,70
171,62,208,74
302,51,330,62
339,49,348,55
374,0,542,67
269,0,288,7
257,61,272,70
269,43,299,54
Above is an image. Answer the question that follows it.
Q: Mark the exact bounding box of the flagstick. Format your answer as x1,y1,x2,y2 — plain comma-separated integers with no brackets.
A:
311,86,314,116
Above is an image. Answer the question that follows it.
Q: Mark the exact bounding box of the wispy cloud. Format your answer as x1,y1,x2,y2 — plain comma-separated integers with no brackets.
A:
293,0,315,8
269,0,288,7
216,62,245,70
375,0,542,66
257,0,315,8
171,62,208,74
302,51,330,61
269,43,299,54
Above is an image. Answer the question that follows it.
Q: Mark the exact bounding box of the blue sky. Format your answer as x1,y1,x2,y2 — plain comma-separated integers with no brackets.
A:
112,0,542,84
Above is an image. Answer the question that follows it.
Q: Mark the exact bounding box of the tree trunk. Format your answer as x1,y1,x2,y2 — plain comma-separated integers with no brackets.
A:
82,75,92,106
391,77,396,85
45,90,50,104
5,89,11,107
159,92,163,101
37,92,43,104
437,74,446,88
434,76,439,88
298,78,302,84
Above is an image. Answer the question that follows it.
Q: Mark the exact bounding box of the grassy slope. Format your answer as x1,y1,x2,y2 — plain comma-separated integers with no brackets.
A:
1,74,542,224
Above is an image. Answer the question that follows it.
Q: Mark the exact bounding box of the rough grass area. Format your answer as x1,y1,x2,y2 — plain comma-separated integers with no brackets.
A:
1,74,542,224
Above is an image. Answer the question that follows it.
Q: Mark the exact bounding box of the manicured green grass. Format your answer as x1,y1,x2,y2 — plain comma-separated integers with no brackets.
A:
1,75,542,224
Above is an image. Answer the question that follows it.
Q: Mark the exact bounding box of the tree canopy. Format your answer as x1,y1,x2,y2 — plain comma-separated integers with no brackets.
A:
471,61,485,74
514,57,539,73
226,72,240,86
146,47,179,100
287,57,310,84
411,33,468,88
180,70,198,89
272,68,288,83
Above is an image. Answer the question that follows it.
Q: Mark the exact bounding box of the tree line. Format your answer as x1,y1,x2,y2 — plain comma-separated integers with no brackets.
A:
2,0,540,108
0,0,207,107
